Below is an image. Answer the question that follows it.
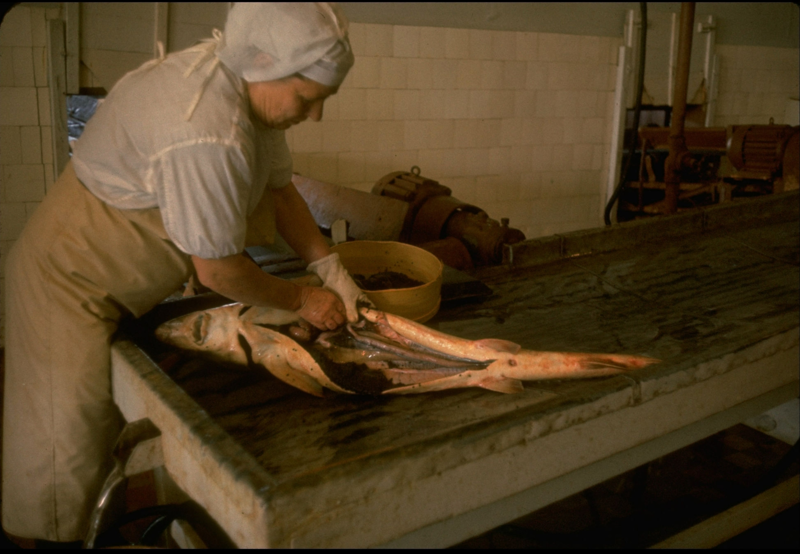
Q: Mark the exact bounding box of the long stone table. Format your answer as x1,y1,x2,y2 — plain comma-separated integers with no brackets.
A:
111,191,799,547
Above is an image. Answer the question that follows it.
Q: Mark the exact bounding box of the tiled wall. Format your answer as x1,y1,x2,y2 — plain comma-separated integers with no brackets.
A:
714,44,800,126
287,23,621,243
1,5,61,348
1,3,799,348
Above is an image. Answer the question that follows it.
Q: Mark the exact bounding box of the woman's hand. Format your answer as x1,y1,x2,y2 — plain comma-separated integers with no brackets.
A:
296,286,347,330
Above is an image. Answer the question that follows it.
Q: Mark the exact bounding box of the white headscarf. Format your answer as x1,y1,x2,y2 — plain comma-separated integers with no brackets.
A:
215,2,354,87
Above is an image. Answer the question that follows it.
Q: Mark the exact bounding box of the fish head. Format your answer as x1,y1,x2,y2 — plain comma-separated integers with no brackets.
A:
155,303,249,364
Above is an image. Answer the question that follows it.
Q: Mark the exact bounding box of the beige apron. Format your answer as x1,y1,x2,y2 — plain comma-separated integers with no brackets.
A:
2,161,275,541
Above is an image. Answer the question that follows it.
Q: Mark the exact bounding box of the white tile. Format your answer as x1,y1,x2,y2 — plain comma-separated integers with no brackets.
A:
522,117,542,145
469,29,493,61
0,202,26,241
462,147,489,176
513,90,537,118
489,146,511,174
366,89,394,120
429,120,455,149
11,47,34,87
552,144,574,171
337,89,367,121
480,60,503,90
380,58,408,89
347,23,366,56
304,153,338,184
445,28,469,59
79,50,150,92
526,61,549,90
503,61,527,90
29,7,47,47
320,121,351,153
81,11,152,54
554,90,580,118
32,46,47,87
0,48,13,87
591,145,605,171
290,123,323,153
407,58,434,90
350,121,381,152
746,93,764,116
0,6,32,47
473,175,499,204
519,172,541,200
582,117,606,144
475,119,501,148
538,33,562,63
419,90,446,120
321,94,339,122
515,32,538,62
448,176,476,203
443,90,470,119
390,150,420,175
541,117,564,144
578,36,602,64
572,144,594,171
20,126,40,163
364,24,394,57
456,59,481,90
418,148,451,179
500,118,522,146
492,31,516,61
453,119,477,148
0,88,39,126
468,90,514,119
531,144,554,171
576,91,599,118
510,145,532,174
3,164,45,202
562,117,583,144
419,27,446,59
431,59,458,90
393,26,419,58
375,121,405,152
351,56,381,89
393,89,420,121
404,120,429,150
337,151,365,184
43,158,54,192
496,176,521,202
0,126,22,165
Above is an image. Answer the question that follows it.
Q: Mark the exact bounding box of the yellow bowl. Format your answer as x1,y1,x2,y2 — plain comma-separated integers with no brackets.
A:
331,241,443,322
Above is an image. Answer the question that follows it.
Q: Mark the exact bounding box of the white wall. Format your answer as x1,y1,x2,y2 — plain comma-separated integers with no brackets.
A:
1,2,799,347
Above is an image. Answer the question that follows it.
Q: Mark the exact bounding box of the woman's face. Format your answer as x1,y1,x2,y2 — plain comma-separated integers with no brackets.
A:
247,76,337,130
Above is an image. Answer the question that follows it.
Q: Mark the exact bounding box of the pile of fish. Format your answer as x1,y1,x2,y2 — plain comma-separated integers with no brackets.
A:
155,303,658,396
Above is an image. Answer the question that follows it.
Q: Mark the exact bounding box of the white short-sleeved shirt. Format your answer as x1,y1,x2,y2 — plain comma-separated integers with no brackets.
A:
72,45,293,259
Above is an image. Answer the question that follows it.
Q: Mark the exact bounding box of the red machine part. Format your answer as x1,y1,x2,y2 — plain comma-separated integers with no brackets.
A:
372,168,526,268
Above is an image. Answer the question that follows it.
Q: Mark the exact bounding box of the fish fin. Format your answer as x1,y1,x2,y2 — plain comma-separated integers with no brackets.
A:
478,378,524,394
474,338,522,355
238,324,326,397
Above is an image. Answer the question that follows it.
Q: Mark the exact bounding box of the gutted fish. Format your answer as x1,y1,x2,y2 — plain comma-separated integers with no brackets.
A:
155,303,658,397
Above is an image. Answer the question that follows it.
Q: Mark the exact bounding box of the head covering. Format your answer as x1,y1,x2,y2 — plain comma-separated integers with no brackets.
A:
216,2,354,87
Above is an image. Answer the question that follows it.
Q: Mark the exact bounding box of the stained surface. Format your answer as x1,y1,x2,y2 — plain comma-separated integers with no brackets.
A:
135,216,799,490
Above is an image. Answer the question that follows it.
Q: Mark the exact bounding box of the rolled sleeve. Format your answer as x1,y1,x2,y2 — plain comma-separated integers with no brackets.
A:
152,141,252,259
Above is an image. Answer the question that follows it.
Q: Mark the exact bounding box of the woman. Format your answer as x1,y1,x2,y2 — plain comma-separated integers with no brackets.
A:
3,3,361,543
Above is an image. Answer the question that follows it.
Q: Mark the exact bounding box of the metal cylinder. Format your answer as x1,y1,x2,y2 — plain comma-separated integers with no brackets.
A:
664,2,696,214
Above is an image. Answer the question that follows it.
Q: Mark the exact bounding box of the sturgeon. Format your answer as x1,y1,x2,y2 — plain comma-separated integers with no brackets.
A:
154,303,658,397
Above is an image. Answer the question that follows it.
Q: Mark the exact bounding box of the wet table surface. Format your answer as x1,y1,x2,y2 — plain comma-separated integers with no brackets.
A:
112,196,799,548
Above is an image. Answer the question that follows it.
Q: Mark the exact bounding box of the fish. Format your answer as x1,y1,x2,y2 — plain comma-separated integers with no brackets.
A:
154,303,658,397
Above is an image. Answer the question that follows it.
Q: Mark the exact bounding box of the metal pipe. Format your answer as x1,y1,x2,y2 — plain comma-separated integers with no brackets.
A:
664,2,696,214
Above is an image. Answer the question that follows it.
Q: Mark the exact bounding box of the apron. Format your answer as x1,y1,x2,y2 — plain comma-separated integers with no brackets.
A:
2,160,274,541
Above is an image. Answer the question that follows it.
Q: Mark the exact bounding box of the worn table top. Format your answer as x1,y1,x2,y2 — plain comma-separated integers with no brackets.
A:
112,191,799,548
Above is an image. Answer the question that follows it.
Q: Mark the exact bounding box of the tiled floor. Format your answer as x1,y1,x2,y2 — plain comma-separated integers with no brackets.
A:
0,348,797,548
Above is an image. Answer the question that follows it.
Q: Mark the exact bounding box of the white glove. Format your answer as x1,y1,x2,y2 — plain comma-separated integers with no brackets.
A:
306,253,371,322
